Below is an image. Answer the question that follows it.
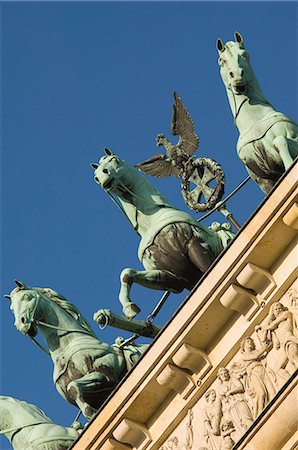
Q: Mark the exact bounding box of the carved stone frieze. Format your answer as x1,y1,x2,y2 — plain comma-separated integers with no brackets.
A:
159,281,298,450
159,409,194,450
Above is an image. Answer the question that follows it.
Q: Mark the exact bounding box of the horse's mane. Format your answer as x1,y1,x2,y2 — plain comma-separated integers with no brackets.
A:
34,287,97,337
0,396,50,422
112,155,173,209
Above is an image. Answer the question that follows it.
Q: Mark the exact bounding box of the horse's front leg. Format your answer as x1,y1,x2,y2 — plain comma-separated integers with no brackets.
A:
273,136,298,170
119,268,184,319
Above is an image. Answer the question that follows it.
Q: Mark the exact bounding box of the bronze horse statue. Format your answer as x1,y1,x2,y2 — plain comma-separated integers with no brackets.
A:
8,281,149,420
92,150,233,319
0,395,80,450
217,32,298,194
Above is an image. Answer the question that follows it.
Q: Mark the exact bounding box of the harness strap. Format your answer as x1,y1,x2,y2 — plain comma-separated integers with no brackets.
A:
0,421,47,437
36,320,94,336
28,320,95,357
25,434,77,449
147,291,171,323
29,336,50,356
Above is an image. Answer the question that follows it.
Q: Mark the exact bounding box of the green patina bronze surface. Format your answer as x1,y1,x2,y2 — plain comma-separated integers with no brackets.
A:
0,396,79,450
135,92,225,212
92,150,233,319
217,32,298,194
8,281,149,421
93,308,161,338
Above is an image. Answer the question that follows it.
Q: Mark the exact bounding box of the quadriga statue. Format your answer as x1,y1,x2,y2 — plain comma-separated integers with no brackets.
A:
91,150,233,320
217,32,298,194
6,281,149,420
0,395,80,450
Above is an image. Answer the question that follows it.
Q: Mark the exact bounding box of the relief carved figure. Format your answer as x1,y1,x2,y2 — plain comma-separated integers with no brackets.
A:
239,337,276,418
217,367,253,439
202,390,222,450
160,410,193,450
219,420,235,450
256,301,298,382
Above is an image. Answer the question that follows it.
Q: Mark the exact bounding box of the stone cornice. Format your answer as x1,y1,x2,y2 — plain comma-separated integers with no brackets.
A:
71,162,298,450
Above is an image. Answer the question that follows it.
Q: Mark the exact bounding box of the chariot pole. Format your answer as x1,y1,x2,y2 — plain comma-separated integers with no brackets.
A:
217,204,241,231
94,309,161,339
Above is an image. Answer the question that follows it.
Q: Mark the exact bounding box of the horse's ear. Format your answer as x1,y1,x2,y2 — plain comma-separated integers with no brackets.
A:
14,280,25,289
4,295,11,301
216,38,225,53
234,32,244,46
91,163,99,170
104,148,114,156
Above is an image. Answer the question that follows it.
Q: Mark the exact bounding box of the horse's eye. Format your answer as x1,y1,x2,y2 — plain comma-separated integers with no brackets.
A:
242,52,249,60
103,169,108,174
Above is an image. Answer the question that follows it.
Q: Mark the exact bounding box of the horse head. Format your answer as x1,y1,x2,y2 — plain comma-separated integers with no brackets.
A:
91,148,133,196
216,32,252,95
8,281,40,337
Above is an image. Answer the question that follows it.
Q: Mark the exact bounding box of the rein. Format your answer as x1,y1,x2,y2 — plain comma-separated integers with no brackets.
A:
29,336,51,356
231,80,274,124
23,294,96,356
0,421,47,440
29,320,96,357
105,189,139,233
36,320,95,336
1,422,76,450
231,88,248,124
104,173,172,235
105,181,140,233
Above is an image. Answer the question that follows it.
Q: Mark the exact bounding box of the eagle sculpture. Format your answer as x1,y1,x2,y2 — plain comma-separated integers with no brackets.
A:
135,92,199,178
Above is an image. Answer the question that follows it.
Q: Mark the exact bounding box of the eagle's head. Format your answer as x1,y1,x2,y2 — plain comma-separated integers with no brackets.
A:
156,134,166,147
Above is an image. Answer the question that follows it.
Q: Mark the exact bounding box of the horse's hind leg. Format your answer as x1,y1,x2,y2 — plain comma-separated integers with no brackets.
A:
187,238,214,273
67,373,107,420
245,166,275,195
273,136,298,170
119,268,184,319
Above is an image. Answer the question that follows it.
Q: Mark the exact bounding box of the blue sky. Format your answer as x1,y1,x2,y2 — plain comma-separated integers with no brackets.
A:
1,1,297,447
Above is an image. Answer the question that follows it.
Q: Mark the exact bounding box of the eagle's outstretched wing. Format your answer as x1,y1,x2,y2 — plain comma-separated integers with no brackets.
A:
171,92,199,156
134,154,180,178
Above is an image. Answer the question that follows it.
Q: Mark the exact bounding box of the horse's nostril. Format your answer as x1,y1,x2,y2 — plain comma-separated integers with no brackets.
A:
21,317,26,324
103,169,108,174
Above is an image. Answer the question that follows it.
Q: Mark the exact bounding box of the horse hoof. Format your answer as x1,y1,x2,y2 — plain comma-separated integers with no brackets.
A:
123,303,141,320
84,405,97,420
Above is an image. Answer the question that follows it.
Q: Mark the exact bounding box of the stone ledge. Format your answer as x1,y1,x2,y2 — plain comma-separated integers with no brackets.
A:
71,162,298,450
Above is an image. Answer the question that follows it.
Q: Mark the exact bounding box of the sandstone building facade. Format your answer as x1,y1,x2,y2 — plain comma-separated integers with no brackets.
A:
71,164,298,450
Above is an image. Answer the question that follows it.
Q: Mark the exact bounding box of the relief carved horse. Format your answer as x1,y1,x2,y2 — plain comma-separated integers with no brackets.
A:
217,32,298,194
0,395,79,450
91,150,232,319
7,282,149,420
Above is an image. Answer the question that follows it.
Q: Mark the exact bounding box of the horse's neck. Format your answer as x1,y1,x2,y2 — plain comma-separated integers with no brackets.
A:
9,423,66,450
7,425,35,449
0,406,42,447
226,73,276,134
118,173,172,236
38,299,87,352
